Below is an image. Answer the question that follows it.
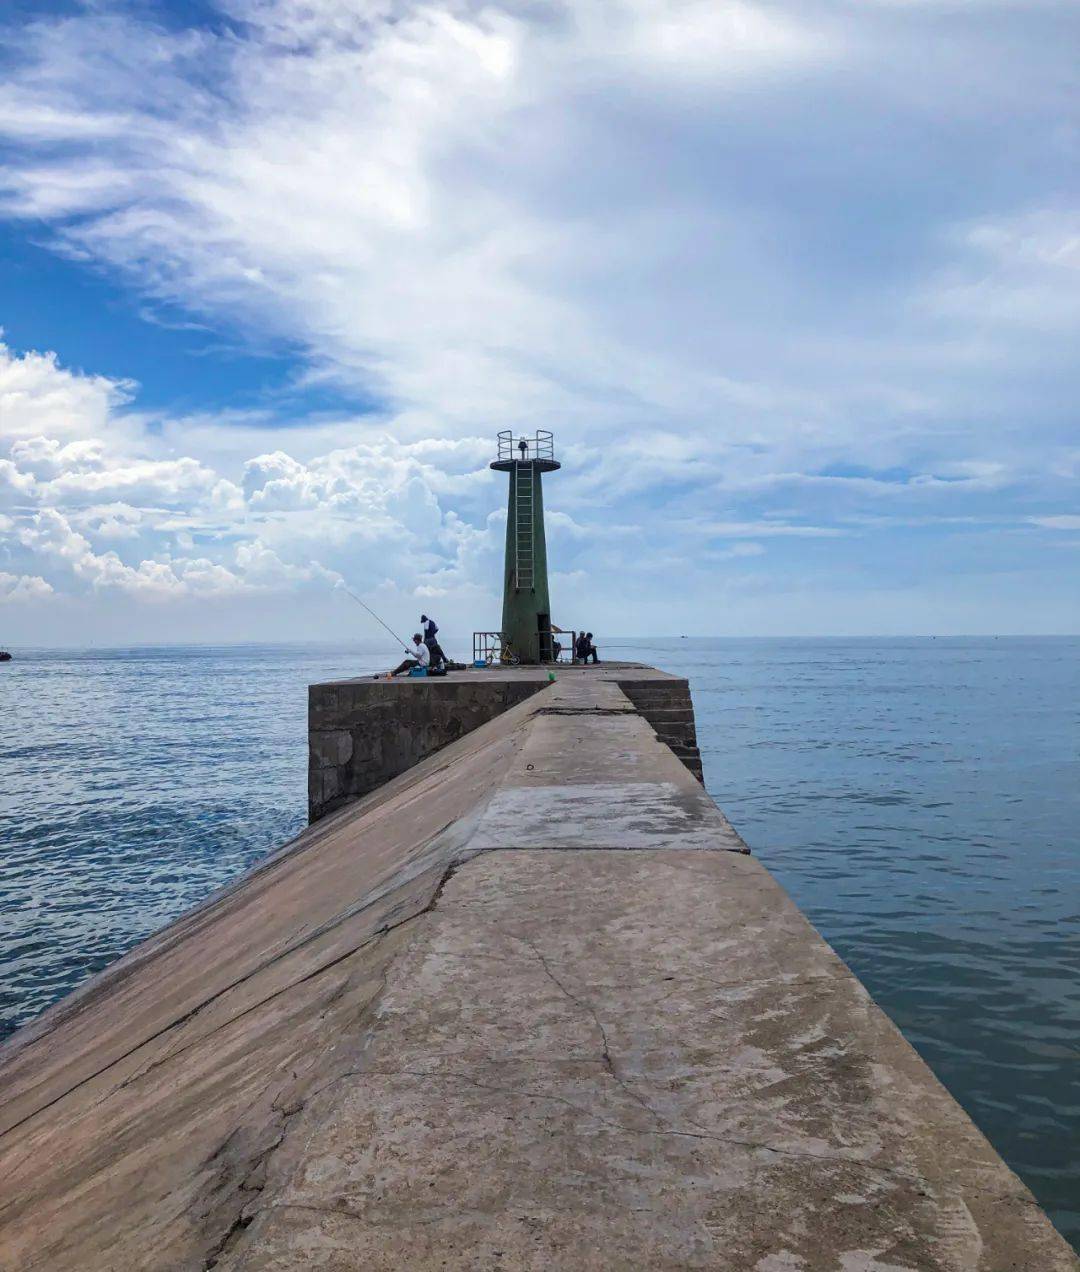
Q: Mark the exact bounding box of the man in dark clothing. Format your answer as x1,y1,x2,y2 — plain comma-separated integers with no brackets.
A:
575,631,599,664
420,614,447,668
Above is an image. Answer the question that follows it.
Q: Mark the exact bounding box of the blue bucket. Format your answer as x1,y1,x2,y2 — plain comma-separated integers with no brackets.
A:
408,666,428,678
473,659,486,668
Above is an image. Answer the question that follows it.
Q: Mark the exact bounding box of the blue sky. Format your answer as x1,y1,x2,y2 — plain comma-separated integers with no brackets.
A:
0,0,1077,643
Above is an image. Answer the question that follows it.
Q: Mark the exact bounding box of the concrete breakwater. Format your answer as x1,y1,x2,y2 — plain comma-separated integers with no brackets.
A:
0,664,1075,1270
308,664,703,822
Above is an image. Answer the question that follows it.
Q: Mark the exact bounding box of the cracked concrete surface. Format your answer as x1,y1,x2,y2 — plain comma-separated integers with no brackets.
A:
0,674,1074,1270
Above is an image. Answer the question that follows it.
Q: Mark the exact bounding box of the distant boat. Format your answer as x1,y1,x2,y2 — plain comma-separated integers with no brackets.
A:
0,651,11,662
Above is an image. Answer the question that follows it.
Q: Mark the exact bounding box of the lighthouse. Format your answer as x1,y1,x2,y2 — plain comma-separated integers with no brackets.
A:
490,430,561,663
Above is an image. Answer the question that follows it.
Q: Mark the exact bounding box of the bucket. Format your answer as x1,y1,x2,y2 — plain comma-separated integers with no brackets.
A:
473,659,486,668
408,666,428,678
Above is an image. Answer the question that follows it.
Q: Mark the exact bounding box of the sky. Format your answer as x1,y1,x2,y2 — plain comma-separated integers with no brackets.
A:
0,0,1077,645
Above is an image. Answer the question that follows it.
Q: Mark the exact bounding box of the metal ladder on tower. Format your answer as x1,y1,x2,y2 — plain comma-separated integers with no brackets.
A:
514,461,535,590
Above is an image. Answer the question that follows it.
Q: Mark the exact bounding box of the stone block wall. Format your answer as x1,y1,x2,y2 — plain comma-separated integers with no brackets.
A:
616,677,704,782
308,679,547,822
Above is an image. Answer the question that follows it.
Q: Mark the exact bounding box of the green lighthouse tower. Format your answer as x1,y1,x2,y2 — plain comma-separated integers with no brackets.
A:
491,430,561,663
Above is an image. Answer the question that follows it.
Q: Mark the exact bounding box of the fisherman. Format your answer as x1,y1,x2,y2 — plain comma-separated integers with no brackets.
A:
577,633,602,666
574,631,589,663
518,437,528,460
389,633,431,676
420,613,447,668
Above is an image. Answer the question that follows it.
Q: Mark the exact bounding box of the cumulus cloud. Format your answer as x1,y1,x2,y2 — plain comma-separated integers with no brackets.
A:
0,344,133,442
17,505,336,599
0,341,503,621
0,571,53,603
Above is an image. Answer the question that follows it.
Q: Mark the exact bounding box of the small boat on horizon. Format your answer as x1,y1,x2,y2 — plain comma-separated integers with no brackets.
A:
0,650,12,662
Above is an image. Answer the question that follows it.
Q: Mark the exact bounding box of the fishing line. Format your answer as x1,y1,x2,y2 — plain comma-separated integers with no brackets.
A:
335,582,413,653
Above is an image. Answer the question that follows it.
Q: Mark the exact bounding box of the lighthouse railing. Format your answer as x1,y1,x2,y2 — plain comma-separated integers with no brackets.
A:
495,430,555,464
472,627,578,665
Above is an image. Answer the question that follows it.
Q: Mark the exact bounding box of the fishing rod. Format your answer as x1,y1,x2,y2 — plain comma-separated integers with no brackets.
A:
334,581,413,653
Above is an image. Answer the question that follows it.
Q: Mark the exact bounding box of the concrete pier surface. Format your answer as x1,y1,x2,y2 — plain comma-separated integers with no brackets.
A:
0,667,1075,1270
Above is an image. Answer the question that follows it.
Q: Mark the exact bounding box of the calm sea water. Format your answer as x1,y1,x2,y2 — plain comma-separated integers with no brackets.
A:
0,637,1077,1248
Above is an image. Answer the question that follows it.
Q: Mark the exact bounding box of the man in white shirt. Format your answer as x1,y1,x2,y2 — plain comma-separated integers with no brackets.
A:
390,634,431,676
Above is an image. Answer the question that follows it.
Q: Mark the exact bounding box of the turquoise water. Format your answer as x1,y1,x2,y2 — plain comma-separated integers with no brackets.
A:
0,637,1077,1248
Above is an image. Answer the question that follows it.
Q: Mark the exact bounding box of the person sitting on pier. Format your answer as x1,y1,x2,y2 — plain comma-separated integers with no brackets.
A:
390,634,431,676
575,631,599,664
419,614,447,668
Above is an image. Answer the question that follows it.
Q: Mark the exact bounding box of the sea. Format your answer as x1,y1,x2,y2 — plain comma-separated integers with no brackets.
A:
0,637,1077,1249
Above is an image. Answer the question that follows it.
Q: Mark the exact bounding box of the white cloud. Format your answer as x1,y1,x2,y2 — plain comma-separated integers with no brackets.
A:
19,507,186,596
0,458,36,503
0,571,53,603
927,210,1080,332
714,541,766,560
699,520,846,538
42,455,225,509
0,344,133,443
17,505,336,599
72,503,152,540
1030,515,1080,530
10,436,106,479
